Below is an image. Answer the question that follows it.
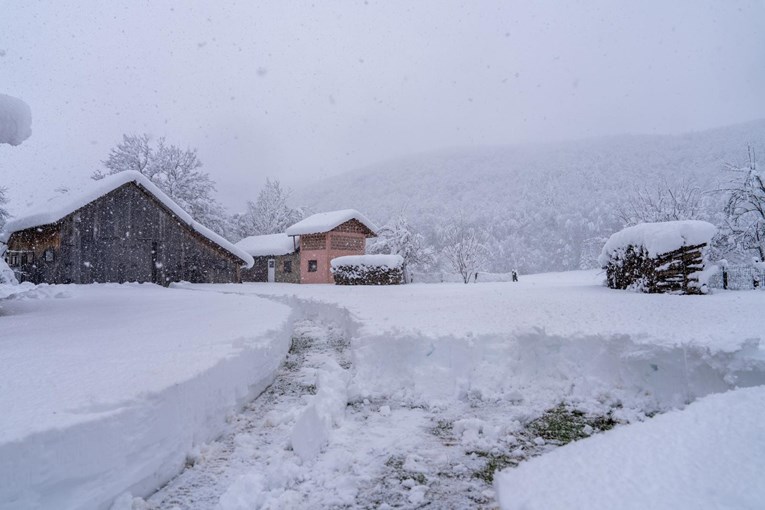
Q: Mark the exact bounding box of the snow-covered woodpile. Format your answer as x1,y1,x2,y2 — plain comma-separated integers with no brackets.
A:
330,254,403,285
599,221,717,295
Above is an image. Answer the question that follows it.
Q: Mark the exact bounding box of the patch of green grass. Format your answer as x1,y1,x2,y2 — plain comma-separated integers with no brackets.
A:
385,455,428,485
469,451,518,483
527,403,620,445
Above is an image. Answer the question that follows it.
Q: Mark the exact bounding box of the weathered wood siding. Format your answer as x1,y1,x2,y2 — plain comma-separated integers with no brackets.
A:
7,182,243,285
241,252,300,283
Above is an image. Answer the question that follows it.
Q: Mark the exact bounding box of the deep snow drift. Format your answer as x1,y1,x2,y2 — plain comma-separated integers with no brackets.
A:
0,284,292,510
495,385,765,510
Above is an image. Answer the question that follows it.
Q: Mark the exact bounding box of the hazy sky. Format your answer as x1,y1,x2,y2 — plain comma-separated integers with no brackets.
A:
2,0,764,211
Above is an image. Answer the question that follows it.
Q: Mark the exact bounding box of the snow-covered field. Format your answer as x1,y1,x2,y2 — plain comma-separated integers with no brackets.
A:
0,284,292,510
2,271,764,509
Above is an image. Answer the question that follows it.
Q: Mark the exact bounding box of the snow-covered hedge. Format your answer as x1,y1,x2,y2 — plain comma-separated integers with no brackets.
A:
599,221,716,294
330,254,404,285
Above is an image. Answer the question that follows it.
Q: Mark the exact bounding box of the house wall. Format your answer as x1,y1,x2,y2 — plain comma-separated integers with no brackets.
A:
299,220,370,284
6,183,243,285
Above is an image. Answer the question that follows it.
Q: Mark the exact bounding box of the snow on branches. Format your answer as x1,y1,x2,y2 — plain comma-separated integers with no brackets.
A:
0,93,32,146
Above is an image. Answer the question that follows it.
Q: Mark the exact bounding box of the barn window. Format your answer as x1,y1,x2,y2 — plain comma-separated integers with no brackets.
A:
308,260,317,272
283,260,292,273
44,248,55,262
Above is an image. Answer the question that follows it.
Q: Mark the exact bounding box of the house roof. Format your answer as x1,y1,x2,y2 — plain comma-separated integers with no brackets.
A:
235,233,297,257
0,171,254,268
285,209,378,237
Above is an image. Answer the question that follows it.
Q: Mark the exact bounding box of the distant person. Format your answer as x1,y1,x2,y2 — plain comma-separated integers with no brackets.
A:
474,272,479,283
512,270,518,282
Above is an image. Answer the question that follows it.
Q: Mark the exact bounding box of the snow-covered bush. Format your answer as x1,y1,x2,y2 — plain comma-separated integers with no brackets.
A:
599,220,716,294
331,255,404,285
0,93,32,146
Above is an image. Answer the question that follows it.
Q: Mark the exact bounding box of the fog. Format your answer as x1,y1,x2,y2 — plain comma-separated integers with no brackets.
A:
2,0,764,211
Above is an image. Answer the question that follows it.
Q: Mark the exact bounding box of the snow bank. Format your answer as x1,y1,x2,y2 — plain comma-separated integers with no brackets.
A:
0,284,292,510
0,93,32,146
0,171,254,268
285,209,378,236
235,233,297,257
494,385,765,510
330,254,403,269
598,220,716,266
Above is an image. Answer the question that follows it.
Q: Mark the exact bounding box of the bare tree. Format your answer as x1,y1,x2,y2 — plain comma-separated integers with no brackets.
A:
93,134,229,235
616,179,703,227
439,216,488,284
720,146,765,261
369,213,435,282
232,179,305,239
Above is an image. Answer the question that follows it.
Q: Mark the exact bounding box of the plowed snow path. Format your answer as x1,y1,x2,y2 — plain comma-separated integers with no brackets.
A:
145,319,351,509
142,315,621,510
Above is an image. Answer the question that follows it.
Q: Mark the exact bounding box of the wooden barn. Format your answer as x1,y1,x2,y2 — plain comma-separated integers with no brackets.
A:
0,171,253,285
236,233,300,283
285,210,378,284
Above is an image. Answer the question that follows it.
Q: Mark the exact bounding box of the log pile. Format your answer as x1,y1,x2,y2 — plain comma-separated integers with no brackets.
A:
604,242,708,294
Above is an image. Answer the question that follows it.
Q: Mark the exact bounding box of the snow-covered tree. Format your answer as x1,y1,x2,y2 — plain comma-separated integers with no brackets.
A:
439,216,489,284
369,213,435,282
234,179,304,238
616,180,703,227
0,186,9,230
720,146,765,260
93,134,229,235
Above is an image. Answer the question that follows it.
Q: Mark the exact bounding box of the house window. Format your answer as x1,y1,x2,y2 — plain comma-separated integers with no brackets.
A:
283,260,292,273
44,248,55,262
307,260,318,272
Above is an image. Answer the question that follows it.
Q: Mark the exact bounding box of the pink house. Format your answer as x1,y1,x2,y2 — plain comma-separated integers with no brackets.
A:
285,209,378,284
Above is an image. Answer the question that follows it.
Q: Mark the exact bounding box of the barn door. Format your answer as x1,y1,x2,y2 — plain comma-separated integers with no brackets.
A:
267,258,276,283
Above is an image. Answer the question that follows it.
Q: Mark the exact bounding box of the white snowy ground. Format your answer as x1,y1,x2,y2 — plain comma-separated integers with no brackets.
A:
0,284,292,510
3,271,764,509
146,270,765,509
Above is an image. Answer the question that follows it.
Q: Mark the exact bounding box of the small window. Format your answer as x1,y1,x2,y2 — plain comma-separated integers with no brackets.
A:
283,260,292,273
21,253,28,265
307,260,318,272
44,248,55,262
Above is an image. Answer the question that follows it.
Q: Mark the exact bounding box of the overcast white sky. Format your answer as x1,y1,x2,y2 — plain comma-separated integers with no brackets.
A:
2,0,764,211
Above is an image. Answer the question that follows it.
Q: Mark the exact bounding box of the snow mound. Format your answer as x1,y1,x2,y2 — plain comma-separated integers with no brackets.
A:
236,233,297,257
0,284,291,509
0,171,253,267
330,254,403,269
285,209,378,236
494,385,765,510
598,220,717,266
0,93,32,146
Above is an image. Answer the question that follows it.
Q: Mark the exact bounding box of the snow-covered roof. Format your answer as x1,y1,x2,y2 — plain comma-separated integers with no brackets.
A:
598,220,716,266
285,209,378,237
235,233,297,257
0,171,254,268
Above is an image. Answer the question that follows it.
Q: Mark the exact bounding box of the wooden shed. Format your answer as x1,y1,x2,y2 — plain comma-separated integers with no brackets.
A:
236,233,300,283
0,171,253,285
285,209,378,284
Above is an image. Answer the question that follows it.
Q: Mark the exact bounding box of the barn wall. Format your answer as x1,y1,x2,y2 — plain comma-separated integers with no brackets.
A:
7,183,243,285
